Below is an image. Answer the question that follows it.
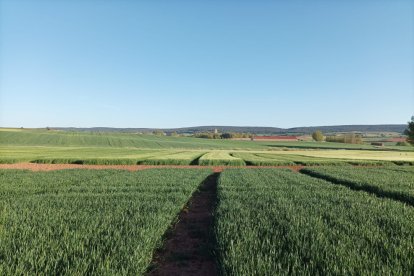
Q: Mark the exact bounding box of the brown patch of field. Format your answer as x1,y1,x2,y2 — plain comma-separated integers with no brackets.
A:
147,173,219,276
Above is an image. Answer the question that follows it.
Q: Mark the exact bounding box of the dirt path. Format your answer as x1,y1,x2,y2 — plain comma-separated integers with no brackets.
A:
0,163,303,172
147,173,220,276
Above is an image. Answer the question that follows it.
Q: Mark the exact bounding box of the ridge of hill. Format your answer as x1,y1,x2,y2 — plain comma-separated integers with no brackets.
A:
47,124,406,134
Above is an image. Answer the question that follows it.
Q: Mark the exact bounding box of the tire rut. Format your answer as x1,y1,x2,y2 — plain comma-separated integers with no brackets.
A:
146,173,220,276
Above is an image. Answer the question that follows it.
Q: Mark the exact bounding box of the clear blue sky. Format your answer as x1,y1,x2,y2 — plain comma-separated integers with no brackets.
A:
1,0,413,128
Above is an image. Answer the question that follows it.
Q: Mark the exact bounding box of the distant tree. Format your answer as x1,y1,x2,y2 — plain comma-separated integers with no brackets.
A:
194,132,222,139
312,131,324,141
46,126,51,131
221,133,233,139
152,130,165,136
326,134,362,144
396,141,410,147
404,116,414,145
344,133,362,144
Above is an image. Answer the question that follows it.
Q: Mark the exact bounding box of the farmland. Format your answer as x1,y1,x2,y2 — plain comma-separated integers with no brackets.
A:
199,151,246,166
301,166,414,205
1,128,414,274
2,0,413,274
0,129,413,166
0,168,212,274
1,164,414,274
215,169,414,274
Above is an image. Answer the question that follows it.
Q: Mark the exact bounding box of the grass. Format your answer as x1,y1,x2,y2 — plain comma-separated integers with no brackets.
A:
0,168,212,274
215,168,414,275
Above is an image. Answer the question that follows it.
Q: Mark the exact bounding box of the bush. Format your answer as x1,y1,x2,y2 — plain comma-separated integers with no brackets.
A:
404,117,414,145
312,131,324,141
152,130,165,136
396,141,410,146
326,134,362,144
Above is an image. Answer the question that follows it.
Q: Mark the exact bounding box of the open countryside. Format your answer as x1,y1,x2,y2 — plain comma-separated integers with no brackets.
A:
1,0,414,275
1,125,414,274
1,128,413,166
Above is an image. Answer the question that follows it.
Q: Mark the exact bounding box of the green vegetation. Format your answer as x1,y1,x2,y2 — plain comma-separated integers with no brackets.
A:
232,152,395,166
254,153,348,166
0,146,177,164
198,152,246,166
312,130,324,141
222,132,251,139
288,149,414,164
396,141,410,146
3,129,409,151
404,116,414,145
325,133,363,144
152,130,166,136
215,168,414,275
231,152,296,165
301,166,414,205
0,168,212,274
0,129,413,166
138,151,205,165
0,129,267,150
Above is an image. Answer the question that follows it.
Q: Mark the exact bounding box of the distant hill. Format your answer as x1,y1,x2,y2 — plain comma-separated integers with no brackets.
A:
52,124,407,134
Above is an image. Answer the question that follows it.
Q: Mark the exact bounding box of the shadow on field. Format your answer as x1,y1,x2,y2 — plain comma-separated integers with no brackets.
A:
147,172,220,276
190,153,205,165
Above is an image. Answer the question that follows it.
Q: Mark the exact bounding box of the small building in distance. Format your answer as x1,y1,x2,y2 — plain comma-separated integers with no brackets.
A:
252,135,298,142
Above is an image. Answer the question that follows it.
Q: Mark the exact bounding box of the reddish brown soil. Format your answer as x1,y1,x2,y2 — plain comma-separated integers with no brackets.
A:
147,173,220,276
0,163,303,172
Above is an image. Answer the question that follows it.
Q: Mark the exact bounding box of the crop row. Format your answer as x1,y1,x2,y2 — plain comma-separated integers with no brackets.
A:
301,166,414,206
215,168,414,275
0,168,212,274
3,146,411,166
198,151,246,166
232,152,403,166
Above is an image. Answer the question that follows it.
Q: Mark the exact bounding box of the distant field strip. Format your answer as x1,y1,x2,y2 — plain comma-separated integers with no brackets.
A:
231,152,296,165
0,169,212,274
1,129,413,166
279,149,414,162
139,151,206,165
234,152,395,166
301,166,414,206
198,152,246,166
215,168,414,275
0,146,206,165
2,129,411,152
1,146,411,166
0,130,269,150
